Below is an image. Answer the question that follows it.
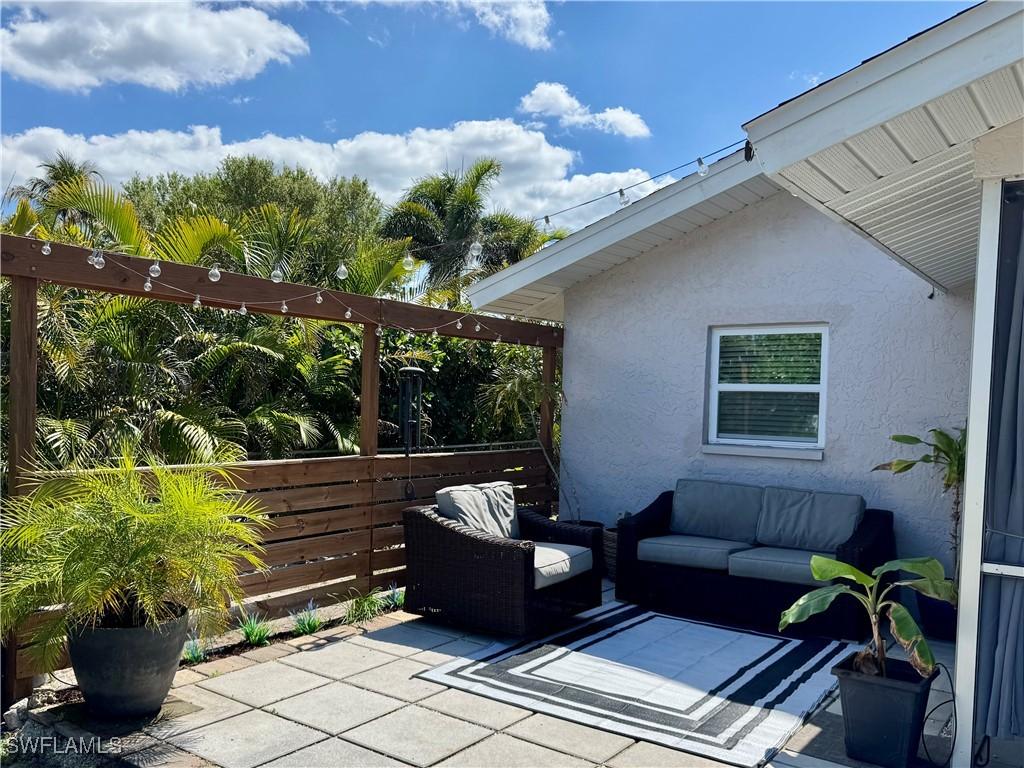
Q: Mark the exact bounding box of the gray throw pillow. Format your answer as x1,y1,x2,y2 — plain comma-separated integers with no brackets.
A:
670,479,763,544
435,481,519,539
757,486,865,552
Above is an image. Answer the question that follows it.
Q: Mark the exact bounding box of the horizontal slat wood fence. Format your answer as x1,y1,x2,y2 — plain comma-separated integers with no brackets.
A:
8,448,554,689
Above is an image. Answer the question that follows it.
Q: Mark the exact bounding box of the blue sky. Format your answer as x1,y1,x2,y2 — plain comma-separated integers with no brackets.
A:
2,1,972,229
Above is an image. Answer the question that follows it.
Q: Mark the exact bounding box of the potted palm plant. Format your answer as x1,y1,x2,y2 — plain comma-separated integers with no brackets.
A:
0,453,266,718
873,427,965,639
780,555,956,768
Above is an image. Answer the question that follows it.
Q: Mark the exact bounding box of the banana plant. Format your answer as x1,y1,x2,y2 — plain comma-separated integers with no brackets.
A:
779,556,957,678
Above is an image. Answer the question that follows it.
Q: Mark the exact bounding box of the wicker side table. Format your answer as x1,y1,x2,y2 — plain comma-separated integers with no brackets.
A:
603,528,618,581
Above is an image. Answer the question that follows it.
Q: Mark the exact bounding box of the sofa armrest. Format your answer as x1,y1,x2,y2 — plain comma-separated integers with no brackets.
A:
403,505,535,583
617,491,673,564
837,508,895,572
518,510,601,548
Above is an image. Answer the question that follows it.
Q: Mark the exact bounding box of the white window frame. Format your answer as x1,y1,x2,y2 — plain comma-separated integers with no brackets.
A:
707,324,829,450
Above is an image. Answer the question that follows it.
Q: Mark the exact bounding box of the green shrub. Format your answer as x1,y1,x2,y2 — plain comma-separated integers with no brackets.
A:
291,600,323,636
237,612,272,646
384,582,405,611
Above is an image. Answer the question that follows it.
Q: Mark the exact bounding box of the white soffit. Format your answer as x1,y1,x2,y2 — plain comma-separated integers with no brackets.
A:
469,152,781,320
776,61,1024,289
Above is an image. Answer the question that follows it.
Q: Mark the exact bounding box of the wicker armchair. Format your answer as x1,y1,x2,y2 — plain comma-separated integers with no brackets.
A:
402,506,603,636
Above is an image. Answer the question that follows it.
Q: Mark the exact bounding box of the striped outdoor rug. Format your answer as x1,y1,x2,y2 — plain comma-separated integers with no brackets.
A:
420,602,852,768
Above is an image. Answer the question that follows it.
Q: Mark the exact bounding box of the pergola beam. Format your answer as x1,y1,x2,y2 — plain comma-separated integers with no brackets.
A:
0,236,562,348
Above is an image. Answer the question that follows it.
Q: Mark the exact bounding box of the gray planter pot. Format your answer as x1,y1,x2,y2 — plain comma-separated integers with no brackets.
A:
68,612,189,718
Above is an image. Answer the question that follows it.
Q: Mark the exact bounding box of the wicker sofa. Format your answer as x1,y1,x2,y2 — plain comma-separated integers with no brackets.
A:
403,500,603,636
616,480,896,640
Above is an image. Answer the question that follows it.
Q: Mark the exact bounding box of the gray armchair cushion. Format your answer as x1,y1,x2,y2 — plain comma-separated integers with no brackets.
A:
637,535,752,570
670,479,763,544
756,486,865,552
534,543,593,589
436,481,519,539
728,547,830,586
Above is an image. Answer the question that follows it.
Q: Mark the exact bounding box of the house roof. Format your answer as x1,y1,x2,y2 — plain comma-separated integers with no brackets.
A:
468,1,1024,320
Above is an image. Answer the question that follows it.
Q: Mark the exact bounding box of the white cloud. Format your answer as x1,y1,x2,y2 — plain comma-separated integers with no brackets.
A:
789,70,825,88
0,2,309,92
2,121,670,232
519,82,651,138
458,1,552,51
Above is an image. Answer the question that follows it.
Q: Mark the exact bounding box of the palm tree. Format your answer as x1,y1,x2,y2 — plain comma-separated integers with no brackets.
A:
8,152,102,225
380,158,563,294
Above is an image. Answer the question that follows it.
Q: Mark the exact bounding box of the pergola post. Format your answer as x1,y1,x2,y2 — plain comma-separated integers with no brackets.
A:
360,323,381,457
539,346,557,451
3,275,38,708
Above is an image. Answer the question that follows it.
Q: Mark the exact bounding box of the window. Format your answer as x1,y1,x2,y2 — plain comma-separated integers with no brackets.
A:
707,325,828,449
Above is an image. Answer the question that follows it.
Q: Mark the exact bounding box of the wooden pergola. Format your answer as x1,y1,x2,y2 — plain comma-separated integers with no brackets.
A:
1,234,562,705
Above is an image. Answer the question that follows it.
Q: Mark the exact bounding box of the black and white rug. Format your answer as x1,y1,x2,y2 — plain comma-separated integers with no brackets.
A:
420,602,853,768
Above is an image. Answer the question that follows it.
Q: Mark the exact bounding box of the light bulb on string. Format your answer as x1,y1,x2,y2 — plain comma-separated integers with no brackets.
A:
192,294,202,310
238,303,247,316
315,291,323,304
86,250,96,266
208,263,221,282
144,278,153,292
618,189,630,207
474,322,481,332
431,329,439,340
271,265,284,283
149,261,162,278
41,241,52,256
281,300,288,314
335,262,348,281
402,251,415,271
375,325,383,337
344,308,352,320
543,215,552,233
92,249,105,269
456,319,463,330
469,240,483,258
697,157,709,177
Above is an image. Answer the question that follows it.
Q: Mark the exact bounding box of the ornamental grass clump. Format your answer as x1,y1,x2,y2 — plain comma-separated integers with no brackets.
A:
0,452,267,671
238,612,272,647
291,600,323,636
344,587,386,624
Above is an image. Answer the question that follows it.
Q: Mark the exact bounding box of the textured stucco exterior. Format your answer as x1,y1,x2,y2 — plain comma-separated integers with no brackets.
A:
559,191,974,566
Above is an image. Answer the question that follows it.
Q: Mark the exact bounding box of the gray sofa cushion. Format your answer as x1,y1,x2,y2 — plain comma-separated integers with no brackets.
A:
670,479,764,544
637,535,752,571
436,481,519,539
534,543,593,589
728,547,830,586
756,486,865,552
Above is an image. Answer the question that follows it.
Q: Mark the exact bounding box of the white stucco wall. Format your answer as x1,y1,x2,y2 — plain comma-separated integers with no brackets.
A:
560,191,974,566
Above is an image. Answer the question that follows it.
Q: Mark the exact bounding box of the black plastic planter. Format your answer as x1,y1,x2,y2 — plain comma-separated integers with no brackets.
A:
68,612,189,718
832,651,937,768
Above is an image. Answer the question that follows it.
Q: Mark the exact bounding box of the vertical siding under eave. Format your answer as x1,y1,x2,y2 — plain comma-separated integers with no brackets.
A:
559,192,974,568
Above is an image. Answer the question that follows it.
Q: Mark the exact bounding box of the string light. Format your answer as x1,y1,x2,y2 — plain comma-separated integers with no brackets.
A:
431,329,439,339
315,291,323,304
91,249,105,269
280,300,288,314
192,294,202,310
469,240,483,258
86,250,96,266
335,263,348,280
456,319,462,330
402,251,415,271
149,261,162,278
618,189,630,207
474,322,481,332
238,303,247,316
697,157,709,177
271,266,284,283
41,241,52,256
208,263,221,282
344,308,352,320
144,277,153,292
375,325,383,337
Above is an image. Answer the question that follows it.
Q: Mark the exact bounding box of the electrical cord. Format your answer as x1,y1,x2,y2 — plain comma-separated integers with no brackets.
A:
920,662,957,768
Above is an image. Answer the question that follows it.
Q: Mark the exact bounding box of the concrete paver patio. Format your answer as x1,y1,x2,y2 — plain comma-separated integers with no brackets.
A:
18,584,965,768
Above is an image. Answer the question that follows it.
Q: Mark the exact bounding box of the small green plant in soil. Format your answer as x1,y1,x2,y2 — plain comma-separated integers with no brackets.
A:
291,600,323,636
345,587,385,624
384,582,405,611
238,612,272,646
182,636,207,664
